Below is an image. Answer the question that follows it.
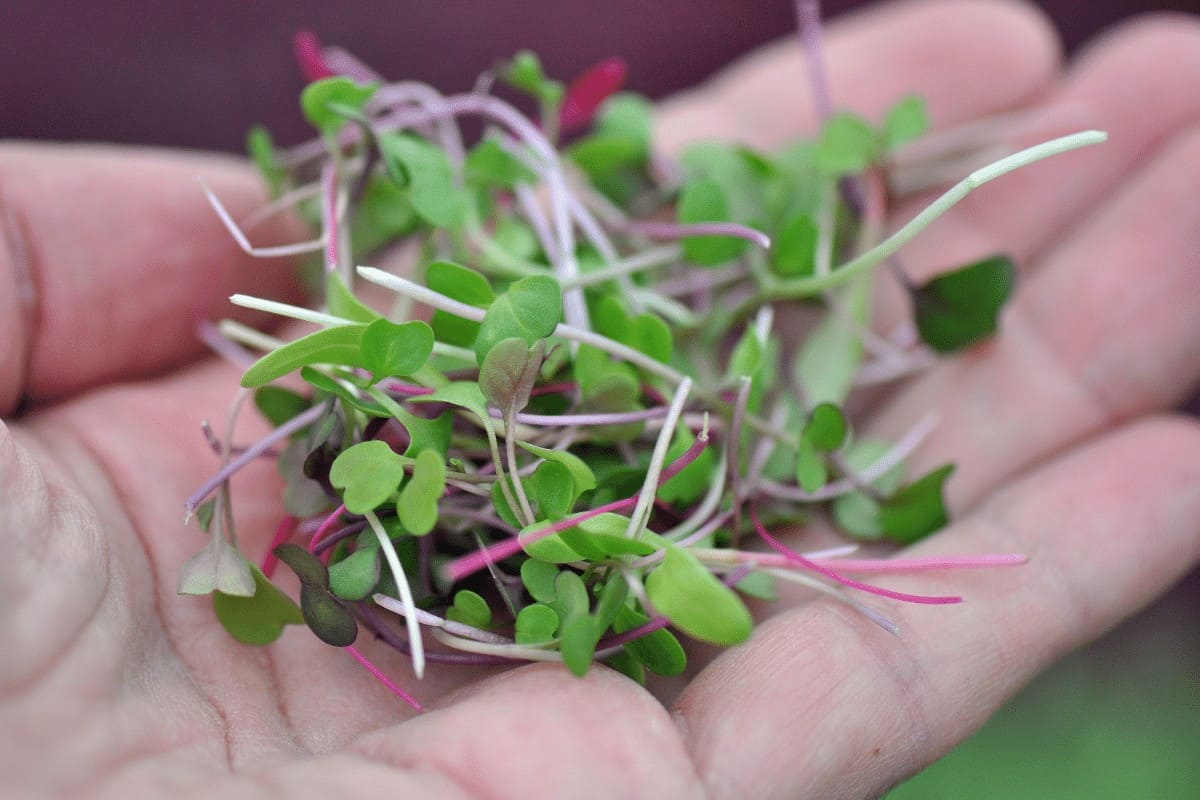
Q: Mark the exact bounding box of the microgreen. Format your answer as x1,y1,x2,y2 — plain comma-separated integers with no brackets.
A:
182,2,1106,708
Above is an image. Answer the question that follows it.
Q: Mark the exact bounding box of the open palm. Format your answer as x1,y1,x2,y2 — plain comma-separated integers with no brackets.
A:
4,2,1200,797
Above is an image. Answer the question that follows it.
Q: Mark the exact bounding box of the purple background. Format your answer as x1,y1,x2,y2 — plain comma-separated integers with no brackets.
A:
2,0,1197,151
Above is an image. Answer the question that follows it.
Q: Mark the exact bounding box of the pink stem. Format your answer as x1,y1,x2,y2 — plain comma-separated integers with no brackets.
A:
750,508,962,605
444,432,710,582
559,56,627,135
261,516,297,578
346,645,423,711
293,30,336,82
309,504,348,554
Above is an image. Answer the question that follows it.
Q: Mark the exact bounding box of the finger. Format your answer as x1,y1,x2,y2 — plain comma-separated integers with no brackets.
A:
349,663,701,798
0,143,307,414
655,0,1060,153
871,121,1200,512
674,415,1200,799
883,14,1200,289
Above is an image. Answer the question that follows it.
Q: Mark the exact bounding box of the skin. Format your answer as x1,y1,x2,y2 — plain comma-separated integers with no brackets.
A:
2,0,1199,796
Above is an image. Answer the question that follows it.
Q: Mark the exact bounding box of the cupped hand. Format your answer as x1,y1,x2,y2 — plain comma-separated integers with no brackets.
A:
4,2,1200,797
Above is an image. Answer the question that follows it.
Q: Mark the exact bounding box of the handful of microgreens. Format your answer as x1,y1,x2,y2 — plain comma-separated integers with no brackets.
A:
179,6,1105,710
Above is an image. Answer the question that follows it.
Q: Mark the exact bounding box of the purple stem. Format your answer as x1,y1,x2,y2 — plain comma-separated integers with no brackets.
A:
195,320,255,368
794,1,833,123
313,520,369,555
185,404,326,516
358,603,517,666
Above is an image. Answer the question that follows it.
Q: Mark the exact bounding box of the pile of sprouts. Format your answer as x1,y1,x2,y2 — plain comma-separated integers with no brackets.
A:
178,3,1104,710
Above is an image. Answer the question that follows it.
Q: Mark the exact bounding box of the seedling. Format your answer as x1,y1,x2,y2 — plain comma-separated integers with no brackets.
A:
180,3,1105,709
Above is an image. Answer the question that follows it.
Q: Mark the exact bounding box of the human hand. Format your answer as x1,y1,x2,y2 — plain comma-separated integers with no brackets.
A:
4,1,1200,797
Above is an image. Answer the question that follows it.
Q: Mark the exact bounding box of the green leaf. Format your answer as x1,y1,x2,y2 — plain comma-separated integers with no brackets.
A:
300,368,387,417
595,93,652,153
246,125,285,197
254,386,310,428
503,51,564,104
520,524,587,564
446,589,492,628
515,603,560,644
195,498,217,532
465,138,536,188
360,318,434,381
813,112,878,175
803,402,848,452
474,275,562,363
517,442,597,497
328,548,382,601
364,387,454,458
879,464,955,543
771,213,818,278
553,571,590,619
883,94,929,150
566,134,644,178
593,295,673,363
795,436,828,493
645,546,752,645
397,449,445,535
299,586,358,647
677,178,748,266
329,440,407,514
530,460,574,520
300,77,377,136
479,337,544,412
734,570,777,601
241,324,367,388
520,559,560,603
426,260,496,307
351,175,418,253
831,438,907,540
614,604,686,676
795,275,869,404
178,541,256,597
604,649,646,684
377,133,468,228
412,381,490,423
593,574,629,633
559,614,599,677
213,564,305,645
577,514,657,557
912,255,1016,353
326,272,381,323
728,327,762,379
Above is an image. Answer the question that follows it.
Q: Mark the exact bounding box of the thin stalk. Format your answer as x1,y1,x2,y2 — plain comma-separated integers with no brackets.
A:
365,511,426,679
769,131,1107,297
622,378,693,539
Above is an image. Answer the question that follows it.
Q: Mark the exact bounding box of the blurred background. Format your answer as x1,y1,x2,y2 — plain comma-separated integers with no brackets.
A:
2,1,1197,795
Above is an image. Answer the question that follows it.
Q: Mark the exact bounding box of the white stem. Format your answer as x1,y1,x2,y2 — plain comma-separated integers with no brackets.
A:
622,378,693,539
365,512,426,679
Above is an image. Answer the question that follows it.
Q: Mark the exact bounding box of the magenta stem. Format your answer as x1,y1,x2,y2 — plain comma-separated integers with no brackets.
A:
750,508,962,605
444,431,710,582
261,516,297,578
293,30,335,82
309,504,348,554
346,645,423,711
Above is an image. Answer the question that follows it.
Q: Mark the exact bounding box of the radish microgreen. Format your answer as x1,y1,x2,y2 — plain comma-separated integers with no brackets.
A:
179,2,1106,710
